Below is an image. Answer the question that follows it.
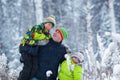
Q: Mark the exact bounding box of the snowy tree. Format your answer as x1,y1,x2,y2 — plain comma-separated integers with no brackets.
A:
0,0,4,55
33,0,43,24
112,64,120,80
0,54,8,80
114,0,120,33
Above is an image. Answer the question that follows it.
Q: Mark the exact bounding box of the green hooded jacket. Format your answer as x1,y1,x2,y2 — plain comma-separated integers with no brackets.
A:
20,23,51,46
58,59,83,80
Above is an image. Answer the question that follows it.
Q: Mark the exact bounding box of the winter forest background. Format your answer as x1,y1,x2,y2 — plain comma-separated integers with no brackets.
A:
0,0,120,80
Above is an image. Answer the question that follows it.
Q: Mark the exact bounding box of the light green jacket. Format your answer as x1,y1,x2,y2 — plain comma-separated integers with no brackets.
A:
58,59,83,80
20,23,51,46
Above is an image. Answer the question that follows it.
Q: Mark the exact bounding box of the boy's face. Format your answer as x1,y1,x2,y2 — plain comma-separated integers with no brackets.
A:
72,57,79,64
44,22,53,30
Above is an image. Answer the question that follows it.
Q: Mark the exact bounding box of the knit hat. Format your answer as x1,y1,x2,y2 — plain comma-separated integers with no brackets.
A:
56,28,68,41
44,15,56,27
71,52,84,64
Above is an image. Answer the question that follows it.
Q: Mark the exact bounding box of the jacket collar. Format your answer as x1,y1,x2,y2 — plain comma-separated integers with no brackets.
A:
49,38,62,46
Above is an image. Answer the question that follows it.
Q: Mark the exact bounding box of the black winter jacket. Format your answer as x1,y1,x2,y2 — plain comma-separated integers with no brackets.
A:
35,38,66,80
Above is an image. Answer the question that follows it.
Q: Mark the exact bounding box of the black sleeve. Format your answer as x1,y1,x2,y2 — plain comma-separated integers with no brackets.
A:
27,46,39,56
19,44,39,56
59,47,67,64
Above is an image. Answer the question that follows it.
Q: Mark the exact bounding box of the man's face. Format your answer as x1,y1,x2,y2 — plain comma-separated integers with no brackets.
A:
52,30,62,42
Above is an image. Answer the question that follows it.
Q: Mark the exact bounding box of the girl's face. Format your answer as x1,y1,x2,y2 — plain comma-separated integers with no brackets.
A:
72,57,79,64
44,22,53,30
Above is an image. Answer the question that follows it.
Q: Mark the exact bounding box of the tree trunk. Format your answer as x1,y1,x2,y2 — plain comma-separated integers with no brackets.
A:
34,0,43,24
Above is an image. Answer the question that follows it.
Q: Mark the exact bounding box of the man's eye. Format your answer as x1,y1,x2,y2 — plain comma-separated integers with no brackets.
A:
57,31,59,33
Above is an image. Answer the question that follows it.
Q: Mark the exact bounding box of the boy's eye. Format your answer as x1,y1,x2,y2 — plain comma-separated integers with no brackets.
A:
48,23,52,26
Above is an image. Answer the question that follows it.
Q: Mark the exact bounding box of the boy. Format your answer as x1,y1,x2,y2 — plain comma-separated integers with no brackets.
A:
58,51,84,80
18,15,56,80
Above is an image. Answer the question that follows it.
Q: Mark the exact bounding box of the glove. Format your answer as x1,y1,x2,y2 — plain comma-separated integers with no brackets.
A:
46,70,52,78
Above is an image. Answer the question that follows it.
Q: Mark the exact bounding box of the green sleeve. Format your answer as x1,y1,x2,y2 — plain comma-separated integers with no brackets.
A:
27,24,51,40
33,32,46,40
73,66,83,80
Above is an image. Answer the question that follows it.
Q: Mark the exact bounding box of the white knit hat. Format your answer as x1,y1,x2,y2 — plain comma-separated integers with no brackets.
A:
71,52,84,64
44,15,56,27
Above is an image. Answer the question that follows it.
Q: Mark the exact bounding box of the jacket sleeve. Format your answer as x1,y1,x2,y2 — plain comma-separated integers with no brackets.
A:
33,32,46,40
28,46,39,56
19,44,39,56
33,32,51,40
28,25,47,40
59,46,67,64
73,66,83,80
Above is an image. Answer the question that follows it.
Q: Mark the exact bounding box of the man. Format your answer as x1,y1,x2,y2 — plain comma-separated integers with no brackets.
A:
31,27,68,80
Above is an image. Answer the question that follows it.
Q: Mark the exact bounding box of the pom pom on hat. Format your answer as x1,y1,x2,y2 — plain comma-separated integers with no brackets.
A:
44,15,56,27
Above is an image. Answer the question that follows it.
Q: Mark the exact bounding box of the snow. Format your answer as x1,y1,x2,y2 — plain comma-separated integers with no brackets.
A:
105,32,111,37
34,0,43,24
112,64,120,80
1,0,7,5
113,64,120,76
0,54,7,80
109,0,116,33
112,32,120,43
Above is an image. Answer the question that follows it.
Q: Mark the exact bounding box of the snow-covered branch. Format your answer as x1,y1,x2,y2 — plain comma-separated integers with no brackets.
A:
0,54,8,80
